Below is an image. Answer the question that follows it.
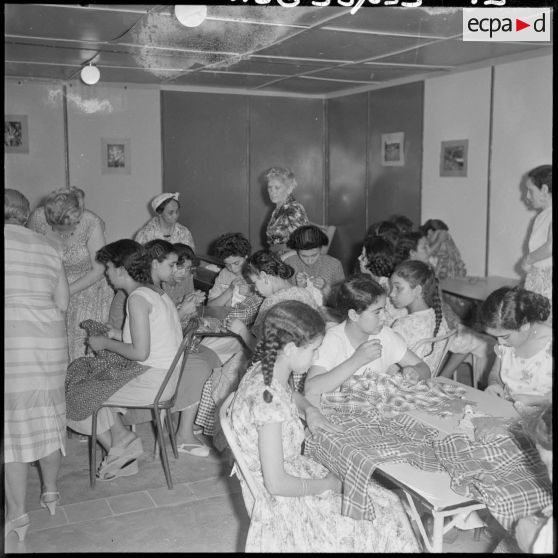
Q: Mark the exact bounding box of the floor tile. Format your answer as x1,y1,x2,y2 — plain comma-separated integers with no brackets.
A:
62,498,112,523
107,491,155,514
147,483,197,507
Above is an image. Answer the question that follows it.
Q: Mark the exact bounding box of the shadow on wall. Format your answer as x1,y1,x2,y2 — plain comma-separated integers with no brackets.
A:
513,171,534,278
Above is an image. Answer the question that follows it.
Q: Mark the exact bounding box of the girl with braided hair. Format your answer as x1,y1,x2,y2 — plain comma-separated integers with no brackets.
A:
230,300,419,552
66,239,184,479
389,260,450,375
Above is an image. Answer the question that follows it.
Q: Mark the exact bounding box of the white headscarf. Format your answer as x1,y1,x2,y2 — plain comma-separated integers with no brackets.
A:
151,192,179,212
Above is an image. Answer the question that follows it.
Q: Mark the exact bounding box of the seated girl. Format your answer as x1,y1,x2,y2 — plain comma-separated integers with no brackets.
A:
164,242,205,317
479,286,552,409
283,224,345,306
142,240,218,456
304,275,430,408
357,235,407,325
229,300,419,552
66,239,184,479
420,218,467,280
207,232,252,309
389,260,451,375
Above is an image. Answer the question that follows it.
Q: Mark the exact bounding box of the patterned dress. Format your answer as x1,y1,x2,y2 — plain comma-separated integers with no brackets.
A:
135,217,195,250
524,206,552,316
28,208,114,361
391,308,450,375
4,224,69,462
266,194,309,255
229,364,419,552
495,339,552,400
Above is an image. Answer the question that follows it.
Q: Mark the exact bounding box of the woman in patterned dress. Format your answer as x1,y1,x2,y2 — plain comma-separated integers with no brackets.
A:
27,188,114,361
5,189,70,540
520,165,552,319
135,192,195,250
264,167,309,257
229,300,420,552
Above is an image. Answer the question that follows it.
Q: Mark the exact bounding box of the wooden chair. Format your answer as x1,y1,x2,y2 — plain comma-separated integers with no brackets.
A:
219,391,268,517
90,317,199,490
413,329,457,379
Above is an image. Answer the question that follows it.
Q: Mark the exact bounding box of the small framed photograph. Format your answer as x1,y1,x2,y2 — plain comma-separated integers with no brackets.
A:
440,139,468,177
4,115,29,153
101,138,131,174
381,132,405,166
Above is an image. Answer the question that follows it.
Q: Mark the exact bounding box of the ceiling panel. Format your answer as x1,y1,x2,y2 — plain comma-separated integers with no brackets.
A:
377,39,549,67
256,28,435,62
164,71,276,89
327,7,464,38
258,77,351,95
4,4,552,97
310,63,447,83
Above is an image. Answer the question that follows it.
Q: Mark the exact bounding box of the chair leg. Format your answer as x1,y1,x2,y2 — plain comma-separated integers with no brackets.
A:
90,409,99,488
165,409,179,459
154,409,173,489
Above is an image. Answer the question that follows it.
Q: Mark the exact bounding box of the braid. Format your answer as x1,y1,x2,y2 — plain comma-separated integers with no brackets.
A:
261,331,281,403
424,276,443,357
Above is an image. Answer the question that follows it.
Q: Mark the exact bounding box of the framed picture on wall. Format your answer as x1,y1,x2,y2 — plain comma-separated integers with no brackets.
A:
4,115,29,153
101,138,131,174
440,139,468,177
381,132,405,166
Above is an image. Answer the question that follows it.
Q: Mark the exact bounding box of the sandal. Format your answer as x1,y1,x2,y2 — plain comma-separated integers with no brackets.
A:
96,438,143,480
97,459,139,481
40,491,61,515
177,443,210,457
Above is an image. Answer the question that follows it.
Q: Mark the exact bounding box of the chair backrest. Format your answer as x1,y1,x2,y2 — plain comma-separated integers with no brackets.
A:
412,328,457,378
219,391,266,516
154,316,199,407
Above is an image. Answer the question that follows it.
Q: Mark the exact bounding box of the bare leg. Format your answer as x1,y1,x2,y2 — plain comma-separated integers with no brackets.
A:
5,462,28,520
175,404,205,446
38,450,62,494
108,412,136,448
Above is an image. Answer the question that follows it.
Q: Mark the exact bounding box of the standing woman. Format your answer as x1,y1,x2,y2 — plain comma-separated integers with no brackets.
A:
5,190,70,540
27,188,114,361
521,165,552,314
264,167,309,257
135,192,195,250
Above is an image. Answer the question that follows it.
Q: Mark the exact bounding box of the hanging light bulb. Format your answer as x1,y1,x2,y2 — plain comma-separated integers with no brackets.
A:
80,64,100,85
174,5,207,27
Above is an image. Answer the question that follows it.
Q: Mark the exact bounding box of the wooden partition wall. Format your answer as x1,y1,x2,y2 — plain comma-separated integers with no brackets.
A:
161,85,423,273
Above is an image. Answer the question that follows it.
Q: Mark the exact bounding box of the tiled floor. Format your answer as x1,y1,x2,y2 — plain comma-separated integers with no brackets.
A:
6,370,502,553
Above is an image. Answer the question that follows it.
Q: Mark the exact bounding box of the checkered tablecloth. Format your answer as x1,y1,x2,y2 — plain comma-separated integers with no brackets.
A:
304,408,552,529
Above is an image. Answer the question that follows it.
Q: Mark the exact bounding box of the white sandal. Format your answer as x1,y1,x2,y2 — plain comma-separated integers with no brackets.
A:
176,443,210,457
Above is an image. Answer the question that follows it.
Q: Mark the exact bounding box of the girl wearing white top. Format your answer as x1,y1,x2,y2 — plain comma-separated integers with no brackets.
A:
67,239,183,480
304,275,429,407
521,165,552,317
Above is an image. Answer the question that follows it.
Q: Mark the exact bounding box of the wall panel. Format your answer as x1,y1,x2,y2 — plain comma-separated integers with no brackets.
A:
327,92,368,273
249,96,325,251
368,82,423,231
161,92,249,254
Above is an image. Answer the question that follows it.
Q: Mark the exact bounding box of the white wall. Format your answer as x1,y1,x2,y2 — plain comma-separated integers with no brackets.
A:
4,80,66,208
489,54,553,278
66,82,161,242
4,79,161,243
422,68,492,277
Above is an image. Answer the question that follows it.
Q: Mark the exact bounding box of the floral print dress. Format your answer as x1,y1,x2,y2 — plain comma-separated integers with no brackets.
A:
230,364,420,553
266,194,309,255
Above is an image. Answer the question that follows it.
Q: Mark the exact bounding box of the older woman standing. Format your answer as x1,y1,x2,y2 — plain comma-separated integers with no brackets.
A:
264,167,309,257
135,192,195,250
5,190,69,541
27,188,114,361
520,165,552,313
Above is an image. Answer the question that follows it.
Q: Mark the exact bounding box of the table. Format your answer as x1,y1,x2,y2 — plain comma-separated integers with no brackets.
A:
440,276,519,302
376,378,518,552
304,378,550,553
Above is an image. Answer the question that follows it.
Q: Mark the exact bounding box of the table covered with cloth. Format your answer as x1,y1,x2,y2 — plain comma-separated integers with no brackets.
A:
304,403,552,530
